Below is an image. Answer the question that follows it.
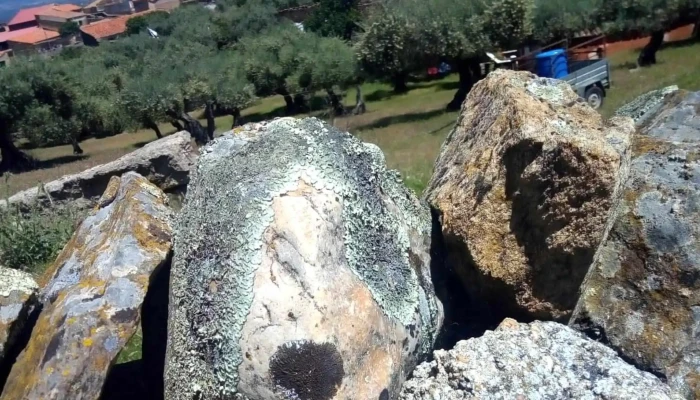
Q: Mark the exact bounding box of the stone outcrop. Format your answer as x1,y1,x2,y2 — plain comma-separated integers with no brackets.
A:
1,172,173,399
0,268,38,362
424,69,635,320
2,131,197,210
571,89,700,398
165,118,443,399
400,319,682,400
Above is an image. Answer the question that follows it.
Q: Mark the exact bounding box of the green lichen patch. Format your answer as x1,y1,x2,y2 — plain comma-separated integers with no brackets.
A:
167,118,440,399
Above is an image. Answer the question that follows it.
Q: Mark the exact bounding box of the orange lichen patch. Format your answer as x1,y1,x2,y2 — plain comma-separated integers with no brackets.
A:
632,135,672,156
133,213,172,254
684,372,700,398
0,289,64,398
95,176,121,210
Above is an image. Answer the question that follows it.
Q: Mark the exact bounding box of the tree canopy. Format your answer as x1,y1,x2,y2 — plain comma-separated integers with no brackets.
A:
1,0,699,172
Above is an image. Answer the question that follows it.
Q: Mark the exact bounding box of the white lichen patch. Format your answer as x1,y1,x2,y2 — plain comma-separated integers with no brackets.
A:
0,267,38,298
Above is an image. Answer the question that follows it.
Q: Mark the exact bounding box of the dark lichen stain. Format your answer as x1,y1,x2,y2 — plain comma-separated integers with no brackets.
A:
408,324,416,338
42,329,64,367
269,340,344,400
110,308,138,324
379,388,389,400
148,222,172,245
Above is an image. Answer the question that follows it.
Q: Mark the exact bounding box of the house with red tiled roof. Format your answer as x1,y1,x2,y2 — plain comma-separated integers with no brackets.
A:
7,4,82,31
79,11,151,45
0,27,33,50
35,7,88,32
83,0,150,15
5,26,63,54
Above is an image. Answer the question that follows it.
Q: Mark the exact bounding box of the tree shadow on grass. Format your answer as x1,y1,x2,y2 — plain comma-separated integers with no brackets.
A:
354,108,448,131
611,61,638,71
32,154,88,170
364,78,458,103
243,105,287,124
427,120,456,136
435,80,460,91
130,140,153,150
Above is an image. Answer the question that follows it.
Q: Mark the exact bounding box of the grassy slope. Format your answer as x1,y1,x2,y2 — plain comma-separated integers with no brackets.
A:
5,41,700,198
8,41,695,365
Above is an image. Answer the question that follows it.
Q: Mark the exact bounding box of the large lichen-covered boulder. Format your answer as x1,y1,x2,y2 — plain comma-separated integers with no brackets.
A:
424,69,635,320
165,118,443,400
0,267,38,361
1,131,196,210
571,89,700,398
400,319,682,400
0,172,173,399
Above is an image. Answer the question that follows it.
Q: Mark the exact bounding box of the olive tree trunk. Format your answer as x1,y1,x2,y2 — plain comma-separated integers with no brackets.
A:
326,89,345,117
144,119,163,139
167,111,208,144
204,102,216,141
392,74,408,93
231,108,242,129
71,138,84,155
637,30,665,67
353,85,366,115
447,58,482,111
0,129,33,172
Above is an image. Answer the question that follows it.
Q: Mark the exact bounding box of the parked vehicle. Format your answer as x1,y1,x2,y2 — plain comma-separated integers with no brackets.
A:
535,48,610,109
484,36,612,110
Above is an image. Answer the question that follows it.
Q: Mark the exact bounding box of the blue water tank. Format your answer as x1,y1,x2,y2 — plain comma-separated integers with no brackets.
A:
535,49,569,79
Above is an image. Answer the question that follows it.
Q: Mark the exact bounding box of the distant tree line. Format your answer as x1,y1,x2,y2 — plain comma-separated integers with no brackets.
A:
357,0,700,109
0,0,697,172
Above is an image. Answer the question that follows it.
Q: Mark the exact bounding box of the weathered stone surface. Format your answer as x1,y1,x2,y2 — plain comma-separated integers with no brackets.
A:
424,69,635,320
571,89,700,398
165,118,443,399
400,319,682,400
0,268,38,361
1,131,197,210
0,172,173,399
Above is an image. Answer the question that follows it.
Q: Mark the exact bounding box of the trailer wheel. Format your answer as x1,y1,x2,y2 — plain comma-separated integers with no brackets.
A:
584,86,604,110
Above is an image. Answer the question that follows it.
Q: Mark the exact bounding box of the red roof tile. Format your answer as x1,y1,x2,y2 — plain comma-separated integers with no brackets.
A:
0,27,34,42
80,11,152,39
7,27,59,44
36,8,85,19
8,4,81,26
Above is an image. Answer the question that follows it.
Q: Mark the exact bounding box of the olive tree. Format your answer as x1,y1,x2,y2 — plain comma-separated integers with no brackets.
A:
0,72,35,172
357,0,534,109
239,25,309,114
596,0,700,66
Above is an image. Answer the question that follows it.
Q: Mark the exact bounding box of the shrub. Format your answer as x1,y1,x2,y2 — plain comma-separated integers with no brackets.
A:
0,181,78,275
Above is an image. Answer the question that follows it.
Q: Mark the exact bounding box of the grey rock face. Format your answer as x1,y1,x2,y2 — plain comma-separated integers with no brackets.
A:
400,319,682,400
165,118,443,400
571,90,700,398
424,69,634,320
1,131,197,210
0,267,38,361
0,172,173,400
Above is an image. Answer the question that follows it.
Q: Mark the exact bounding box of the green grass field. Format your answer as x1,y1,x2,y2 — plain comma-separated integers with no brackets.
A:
6,40,697,367
4,41,700,197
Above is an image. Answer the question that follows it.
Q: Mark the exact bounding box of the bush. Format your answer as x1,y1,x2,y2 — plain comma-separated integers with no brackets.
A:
0,182,78,275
